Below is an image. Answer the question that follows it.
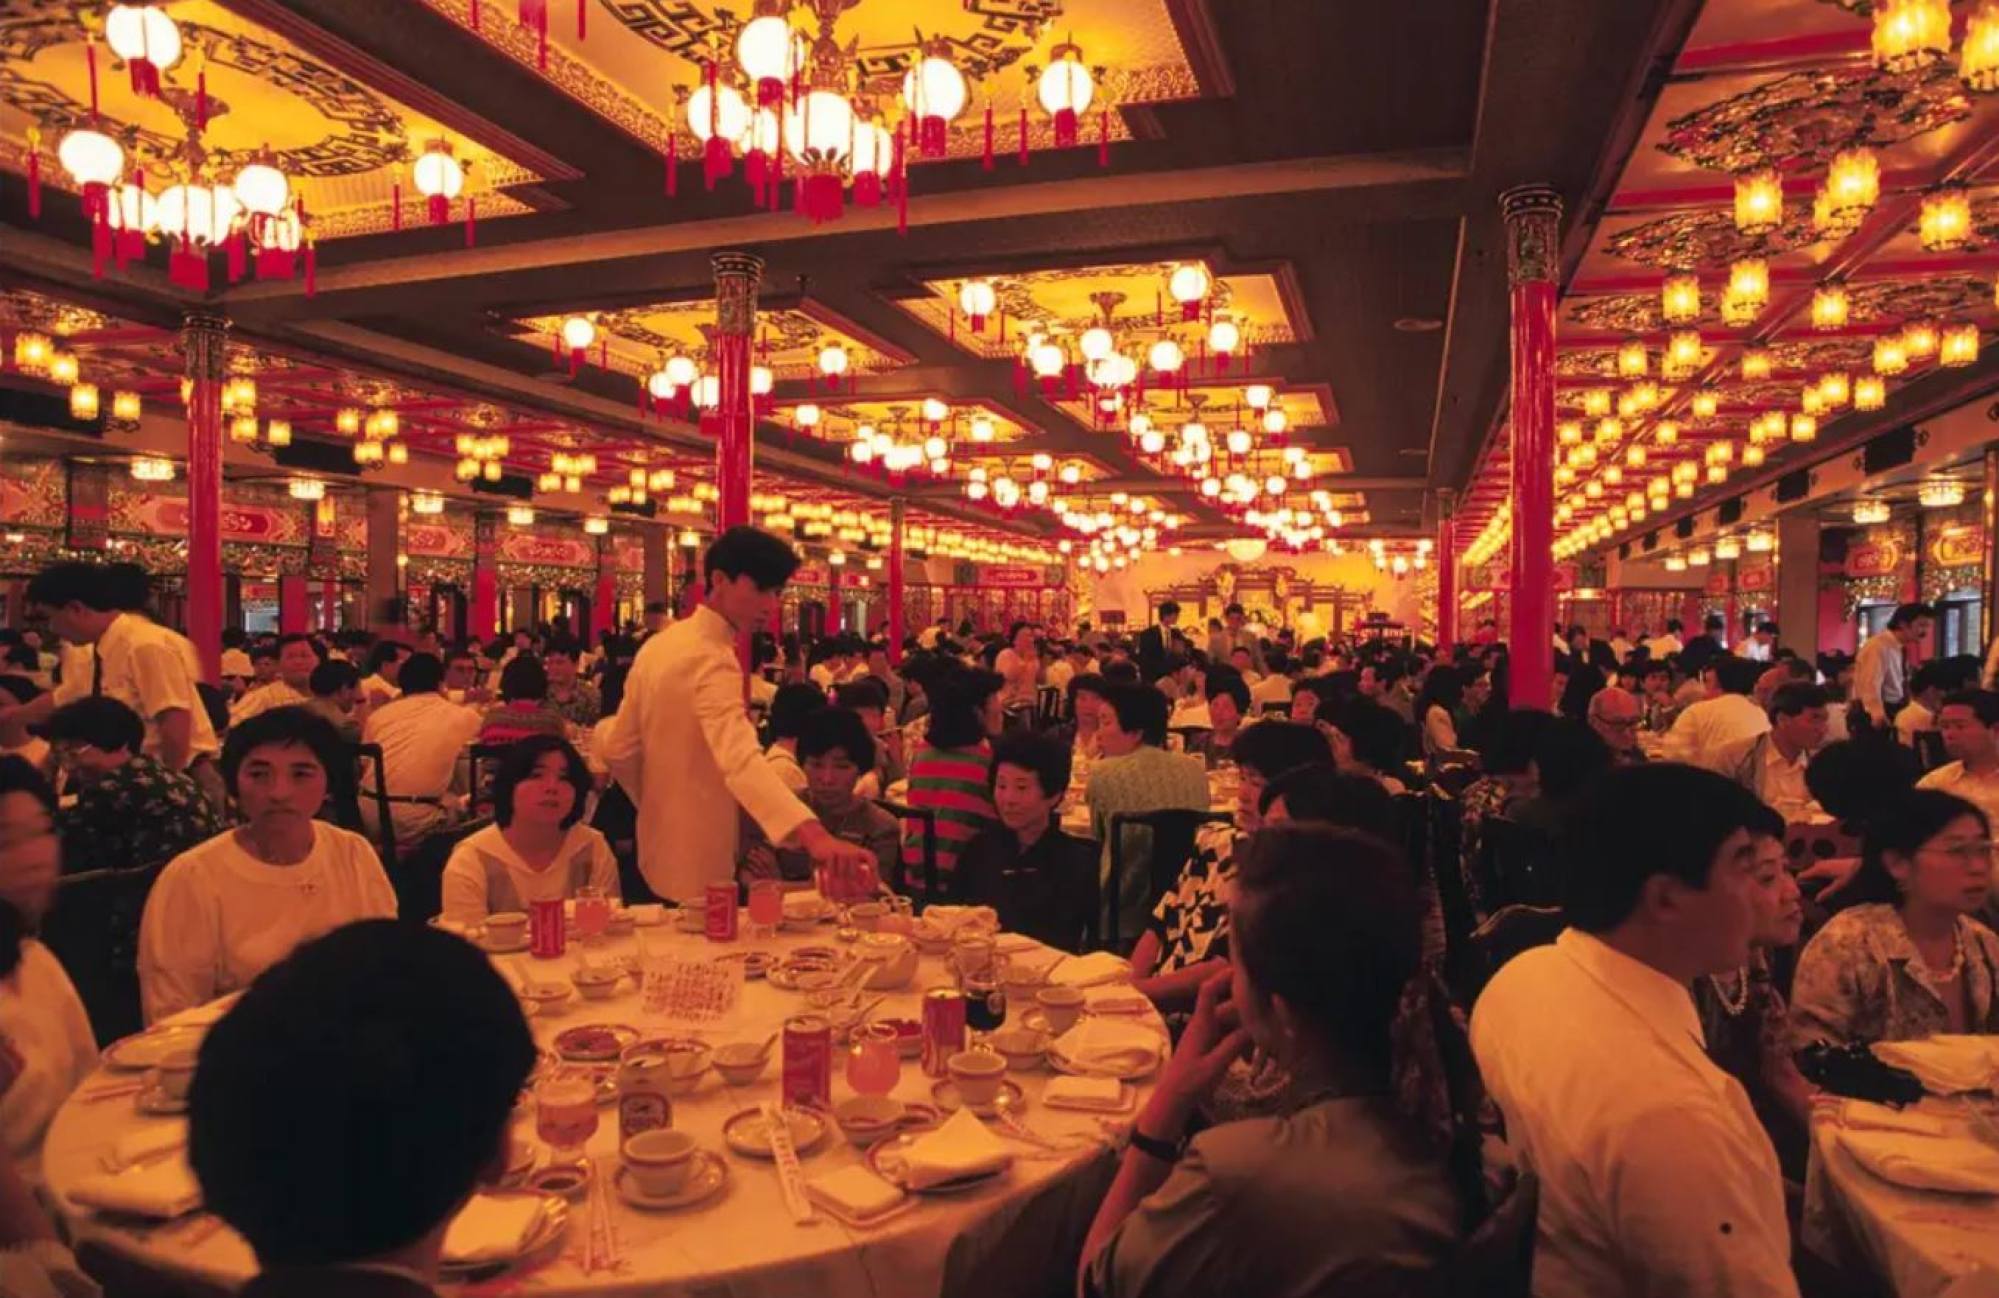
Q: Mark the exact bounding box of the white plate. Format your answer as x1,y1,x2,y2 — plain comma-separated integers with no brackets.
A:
930,1077,1026,1118
133,1082,189,1117
438,1193,569,1276
1041,1082,1135,1114
721,1106,828,1159
866,1136,1007,1194
478,934,532,955
613,1153,729,1211
102,1025,207,1072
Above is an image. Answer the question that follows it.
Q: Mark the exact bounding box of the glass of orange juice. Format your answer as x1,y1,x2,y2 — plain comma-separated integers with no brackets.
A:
845,1022,901,1096
534,1073,599,1165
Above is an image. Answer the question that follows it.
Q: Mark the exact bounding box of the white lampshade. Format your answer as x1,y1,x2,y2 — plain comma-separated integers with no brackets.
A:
901,55,968,123
104,5,182,69
411,145,464,199
1262,408,1288,434
969,415,995,441
232,161,289,217
958,280,997,320
1079,327,1114,362
794,403,821,427
818,344,850,376
1208,317,1241,353
850,122,895,178
1169,263,1211,306
105,182,156,234
750,364,774,396
782,90,855,164
665,354,698,387
560,316,596,351
687,82,752,144
1037,52,1095,117
154,182,239,246
647,369,675,399
1148,339,1184,372
1029,341,1066,377
57,128,123,188
921,397,949,423
735,13,797,83
1226,428,1253,455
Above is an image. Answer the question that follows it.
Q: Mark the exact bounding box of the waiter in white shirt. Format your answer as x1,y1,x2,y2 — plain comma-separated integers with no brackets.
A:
1853,601,1934,729
604,528,875,903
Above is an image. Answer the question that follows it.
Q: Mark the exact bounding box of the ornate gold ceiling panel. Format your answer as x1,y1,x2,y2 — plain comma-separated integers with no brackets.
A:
0,284,107,334
1657,63,1969,175
1845,273,1995,323
419,0,1199,161
0,0,545,239
771,398,1038,444
1763,336,1874,372
511,301,906,379
1053,382,1334,435
1598,208,1825,270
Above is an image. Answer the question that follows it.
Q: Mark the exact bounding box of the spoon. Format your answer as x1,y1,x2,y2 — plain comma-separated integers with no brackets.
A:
751,1030,781,1061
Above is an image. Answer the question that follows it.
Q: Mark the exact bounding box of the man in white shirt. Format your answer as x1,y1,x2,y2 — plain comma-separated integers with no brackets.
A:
1471,763,1798,1298
1919,688,1999,829
231,634,321,725
1894,660,1947,748
1853,602,1934,729
1644,618,1685,661
1660,656,1770,773
1742,621,1777,663
1608,628,1633,661
358,640,411,711
359,653,483,849
8,563,218,777
1711,682,1829,823
603,528,875,903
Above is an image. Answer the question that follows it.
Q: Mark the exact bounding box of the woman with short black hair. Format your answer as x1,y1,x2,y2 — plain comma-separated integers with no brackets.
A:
440,734,619,925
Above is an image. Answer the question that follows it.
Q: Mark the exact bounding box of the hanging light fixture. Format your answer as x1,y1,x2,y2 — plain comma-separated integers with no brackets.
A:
1790,412,1817,442
1726,257,1769,319
1941,323,1980,367
104,4,183,95
47,353,78,387
129,455,173,482
1873,336,1909,375
110,390,141,422
411,141,465,225
734,0,800,108
1661,274,1700,324
1207,314,1241,362
287,477,325,502
1965,2,1999,89
1818,149,1880,234
1920,186,1973,252
1810,283,1850,330
1921,479,1968,508
1665,330,1703,376
1853,500,1892,525
506,504,536,526
901,36,967,158
559,316,596,373
1037,42,1097,148
1617,339,1647,377
1819,371,1852,408
957,279,997,331
410,491,445,516
1904,320,1940,359
1734,169,1783,236
1691,389,1720,420
1872,0,1952,73
68,383,98,420
1855,374,1887,410
1169,264,1212,321
583,514,610,536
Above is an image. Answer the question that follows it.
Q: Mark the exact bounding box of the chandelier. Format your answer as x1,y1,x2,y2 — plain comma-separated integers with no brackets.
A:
455,433,510,482
537,450,597,493
410,491,446,516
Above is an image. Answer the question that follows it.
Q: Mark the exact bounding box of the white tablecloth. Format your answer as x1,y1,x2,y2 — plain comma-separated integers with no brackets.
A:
43,920,1161,1298
1806,1099,1999,1298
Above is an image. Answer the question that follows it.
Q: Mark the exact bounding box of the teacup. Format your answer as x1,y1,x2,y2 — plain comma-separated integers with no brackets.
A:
571,967,622,1001
519,981,572,1014
675,906,707,934
988,1026,1049,1073
152,1047,200,1102
1035,986,1085,1035
483,911,529,947
712,1043,768,1086
622,1129,698,1196
833,1095,907,1146
659,1040,712,1092
947,1049,1008,1108
848,901,886,932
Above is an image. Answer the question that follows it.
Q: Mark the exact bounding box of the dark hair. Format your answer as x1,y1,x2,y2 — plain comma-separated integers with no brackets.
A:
0,758,54,980
491,734,592,830
363,640,410,677
221,706,348,804
1941,688,1999,728
190,921,535,1268
990,730,1072,800
1331,698,1406,773
1068,672,1112,706
1292,676,1335,706
1640,659,1671,680
1909,660,1952,697
46,695,145,755
1532,717,1613,802
1157,600,1180,621
704,526,801,591
1203,666,1251,714
1105,683,1171,748
1233,826,1418,1071
769,683,828,742
1232,719,1333,781
1704,614,1726,632
274,632,323,663
250,645,279,665
498,655,548,703
0,674,39,707
309,660,360,699
925,668,1004,750
1416,664,1464,720
1804,736,1918,826
1561,763,1772,932
1768,682,1829,720
796,706,876,773
834,678,889,713
1712,655,1762,696
1888,602,1937,630
1850,788,1990,906
24,562,116,612
1100,660,1140,685
1258,764,1397,839
398,653,444,695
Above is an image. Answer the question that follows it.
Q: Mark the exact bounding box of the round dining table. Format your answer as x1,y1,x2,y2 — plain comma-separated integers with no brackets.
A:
42,912,1162,1298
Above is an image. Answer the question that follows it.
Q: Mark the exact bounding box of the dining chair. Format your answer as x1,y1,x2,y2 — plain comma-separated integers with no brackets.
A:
42,862,167,1045
346,741,399,866
1104,808,1231,951
1457,902,1566,1008
392,818,491,924
875,798,938,906
1478,816,1561,910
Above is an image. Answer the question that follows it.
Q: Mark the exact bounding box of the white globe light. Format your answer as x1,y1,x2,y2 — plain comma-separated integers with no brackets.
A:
1105,354,1138,388
750,364,774,396
795,403,821,427
647,370,674,399
57,128,123,188
1181,420,1209,443
1262,408,1288,434
970,416,995,442
664,354,698,387
105,5,182,70
818,344,850,376
232,161,289,217
1226,428,1253,455
782,90,855,164
1079,327,1114,362
901,55,968,124
154,182,238,246
851,440,875,465
252,206,302,251
958,280,997,321
106,181,156,233
735,14,797,84
1029,341,1066,378
1139,429,1166,455
687,82,752,144
1244,383,1274,410
1128,412,1152,437
411,145,464,199
923,435,947,460
1148,339,1184,372
1028,480,1049,504
1169,263,1211,306
1037,54,1095,117
743,107,781,155
694,375,721,408
965,480,988,500
1265,475,1287,496
1208,317,1241,353
850,122,895,178
560,316,596,351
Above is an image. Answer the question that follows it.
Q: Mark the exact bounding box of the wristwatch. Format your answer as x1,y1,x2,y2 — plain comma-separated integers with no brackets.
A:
1126,1126,1186,1163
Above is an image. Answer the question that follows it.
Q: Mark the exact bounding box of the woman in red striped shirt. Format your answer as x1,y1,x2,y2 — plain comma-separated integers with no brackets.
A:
902,667,1004,898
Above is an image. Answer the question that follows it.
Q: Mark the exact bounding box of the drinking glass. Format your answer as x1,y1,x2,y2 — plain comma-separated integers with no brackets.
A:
534,1073,599,1165
962,970,1007,1041
952,933,996,982
844,1022,902,1096
748,879,785,940
573,886,611,943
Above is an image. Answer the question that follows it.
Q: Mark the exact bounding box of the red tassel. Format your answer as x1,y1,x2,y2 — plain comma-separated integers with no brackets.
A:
471,0,480,30
853,170,880,207
704,136,730,189
85,39,98,117
802,172,842,224
771,143,784,211
428,193,448,224
746,148,767,207
169,244,209,291
225,230,246,282
90,216,108,279
537,9,548,70
465,198,477,247
665,130,677,196
1018,106,1029,165
599,338,607,370
577,0,585,39
197,68,207,131
918,115,946,158
27,144,40,219
1054,107,1077,149
982,105,994,170
1098,107,1109,166
569,347,582,376
392,180,402,230
894,122,908,236
305,243,317,295
256,246,295,279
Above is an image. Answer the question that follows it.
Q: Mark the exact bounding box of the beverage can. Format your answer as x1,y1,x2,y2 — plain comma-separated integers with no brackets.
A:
617,1048,675,1143
781,1014,833,1110
920,986,967,1077
529,899,566,959
705,882,739,942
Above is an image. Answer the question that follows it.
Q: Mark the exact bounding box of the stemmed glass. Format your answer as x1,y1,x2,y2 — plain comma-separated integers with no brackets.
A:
845,1022,902,1096
534,1073,599,1167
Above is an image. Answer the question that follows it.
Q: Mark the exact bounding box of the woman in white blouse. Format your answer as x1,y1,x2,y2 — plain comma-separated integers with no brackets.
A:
138,707,396,1024
1415,665,1464,757
441,735,620,925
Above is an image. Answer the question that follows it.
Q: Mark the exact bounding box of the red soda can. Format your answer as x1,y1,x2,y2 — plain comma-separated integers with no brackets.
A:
705,882,738,941
921,986,967,1077
529,899,565,958
781,1014,832,1109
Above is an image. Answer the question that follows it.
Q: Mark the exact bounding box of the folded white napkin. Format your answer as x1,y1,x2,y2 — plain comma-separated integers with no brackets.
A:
1052,1018,1166,1077
67,1159,202,1219
900,1108,1011,1190
1082,984,1151,1015
1048,951,1132,989
915,905,999,938
783,891,831,920
1840,1100,1951,1138
104,1121,188,1172
1875,1037,1999,1094
993,933,1042,956
1043,1075,1125,1111
1841,1127,1999,1195
442,1194,546,1264
806,1165,905,1220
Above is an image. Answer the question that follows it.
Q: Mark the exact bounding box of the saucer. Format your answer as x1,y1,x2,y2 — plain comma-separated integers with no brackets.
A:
613,1153,729,1211
102,1024,207,1072
134,1082,190,1117
478,934,532,955
722,1106,829,1159
552,1023,640,1062
526,1161,593,1201
439,1193,569,1276
930,1077,1026,1118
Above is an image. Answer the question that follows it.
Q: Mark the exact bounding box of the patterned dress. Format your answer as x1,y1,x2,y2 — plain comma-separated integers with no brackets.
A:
548,683,602,729
59,755,226,874
1147,823,1242,975
1790,902,1999,1050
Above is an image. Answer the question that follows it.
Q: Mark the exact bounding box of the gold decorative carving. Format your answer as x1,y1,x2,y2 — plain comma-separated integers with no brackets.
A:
1500,185,1563,286
1658,64,1969,174
712,251,765,338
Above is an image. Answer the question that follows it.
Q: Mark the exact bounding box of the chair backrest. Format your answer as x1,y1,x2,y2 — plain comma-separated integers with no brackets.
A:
1444,1170,1539,1298
392,817,491,923
1034,686,1067,731
876,798,938,905
1105,808,1230,950
347,740,398,865
1259,700,1291,718
467,742,513,815
1479,816,1561,910
1913,729,1949,774
42,863,166,1045
1458,903,1566,1008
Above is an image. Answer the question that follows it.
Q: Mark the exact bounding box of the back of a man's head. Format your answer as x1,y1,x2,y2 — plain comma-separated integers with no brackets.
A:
190,922,536,1270
1714,655,1764,697
703,525,801,592
1561,763,1768,934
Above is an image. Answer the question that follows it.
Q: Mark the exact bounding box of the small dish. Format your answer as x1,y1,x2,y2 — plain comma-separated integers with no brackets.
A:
438,1193,568,1276
613,1153,729,1211
102,1024,207,1072
712,1043,769,1086
711,951,774,980
518,982,573,1015
987,1027,1050,1073
477,933,532,956
570,969,623,1001
603,911,635,936
866,1135,1007,1194
930,1077,1026,1118
553,1023,640,1062
721,1106,828,1159
526,1162,593,1201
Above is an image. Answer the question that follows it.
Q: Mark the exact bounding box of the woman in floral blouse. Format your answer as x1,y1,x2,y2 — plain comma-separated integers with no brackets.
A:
46,696,224,874
1791,788,1999,1050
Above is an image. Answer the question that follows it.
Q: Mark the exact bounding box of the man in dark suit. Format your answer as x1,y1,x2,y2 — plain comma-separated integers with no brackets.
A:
1137,600,1182,685
190,922,536,1298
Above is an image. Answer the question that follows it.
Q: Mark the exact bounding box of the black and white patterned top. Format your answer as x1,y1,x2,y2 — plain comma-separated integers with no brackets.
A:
1148,823,1242,976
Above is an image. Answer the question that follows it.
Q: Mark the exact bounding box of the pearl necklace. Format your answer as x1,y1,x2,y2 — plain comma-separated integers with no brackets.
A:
1919,923,1970,984
1707,967,1751,1017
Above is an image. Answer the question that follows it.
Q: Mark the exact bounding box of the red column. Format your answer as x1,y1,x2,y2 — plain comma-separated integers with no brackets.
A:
1500,185,1562,711
887,497,906,664
181,313,227,683
471,513,499,642
1435,490,1457,649
711,251,764,531
278,575,308,634
591,532,617,641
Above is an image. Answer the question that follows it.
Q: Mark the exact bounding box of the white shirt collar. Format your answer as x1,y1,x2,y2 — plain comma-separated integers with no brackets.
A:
1556,928,1707,1056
